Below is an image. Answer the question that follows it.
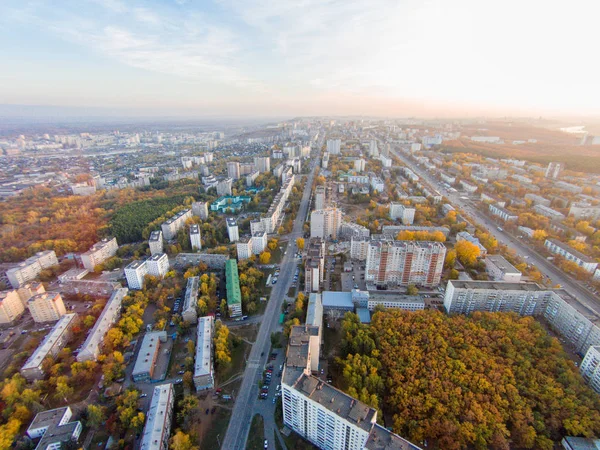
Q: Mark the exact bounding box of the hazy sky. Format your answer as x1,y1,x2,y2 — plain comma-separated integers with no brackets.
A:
0,0,598,117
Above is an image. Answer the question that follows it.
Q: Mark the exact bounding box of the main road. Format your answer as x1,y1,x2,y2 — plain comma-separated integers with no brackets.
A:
221,134,323,450
389,146,600,314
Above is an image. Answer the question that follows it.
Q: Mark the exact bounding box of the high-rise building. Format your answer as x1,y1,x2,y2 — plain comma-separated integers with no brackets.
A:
80,238,118,270
368,140,379,157
545,162,562,179
227,218,239,242
246,170,259,186
192,201,209,220
0,289,25,323
216,178,233,196
252,231,268,254
6,251,59,288
148,230,163,256
310,208,342,240
326,139,341,155
389,203,415,225
226,260,242,317
314,185,326,210
146,253,169,278
27,292,67,323
161,210,192,240
124,260,147,290
140,384,174,450
194,316,214,391
227,161,241,180
236,237,253,260
254,156,271,173
190,224,202,250
353,158,366,172
304,238,325,293
350,236,370,261
365,240,446,287
580,346,600,393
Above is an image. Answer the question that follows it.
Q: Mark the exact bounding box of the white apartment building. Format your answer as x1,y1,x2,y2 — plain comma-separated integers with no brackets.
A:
533,204,565,221
524,193,551,207
148,230,163,256
569,202,600,220
350,236,370,261
140,384,175,450
340,222,370,240
161,210,192,240
389,203,415,225
227,218,239,242
21,313,77,381
460,180,478,193
369,140,379,157
252,231,268,255
545,162,562,179
192,201,209,220
365,240,446,287
7,250,59,288
581,346,600,393
80,238,118,270
380,155,393,168
146,253,169,278
314,185,326,211
327,139,341,155
254,156,271,173
440,173,456,184
27,292,67,323
485,255,522,282
181,276,199,324
544,238,598,273
77,288,127,361
227,161,240,180
353,159,366,172
27,407,83,450
489,203,518,222
190,224,202,250
236,237,253,261
310,208,342,240
370,176,385,192
124,260,147,290
305,258,321,293
194,316,215,391
0,289,25,323
216,178,233,196
246,170,259,186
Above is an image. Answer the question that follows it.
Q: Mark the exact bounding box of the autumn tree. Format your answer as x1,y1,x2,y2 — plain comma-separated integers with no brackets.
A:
532,229,548,241
259,251,271,264
296,237,305,250
214,321,232,368
170,431,198,450
455,240,481,267
86,404,106,428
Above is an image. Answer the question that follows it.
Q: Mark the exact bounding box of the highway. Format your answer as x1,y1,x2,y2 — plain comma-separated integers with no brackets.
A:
220,134,323,449
390,147,600,314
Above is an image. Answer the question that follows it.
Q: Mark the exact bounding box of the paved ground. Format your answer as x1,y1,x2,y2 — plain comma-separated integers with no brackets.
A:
221,135,323,450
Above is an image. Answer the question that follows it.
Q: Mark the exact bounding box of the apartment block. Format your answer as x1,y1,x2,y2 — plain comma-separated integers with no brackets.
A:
190,224,202,250
161,210,192,240
580,346,600,393
488,204,518,222
80,238,118,270
7,250,59,288
227,218,239,242
254,156,271,173
192,201,209,220
350,236,370,261
485,255,522,282
140,384,175,450
524,193,551,207
124,260,147,290
148,230,163,256
27,407,83,450
314,185,326,210
0,289,26,323
389,203,415,225
216,178,233,196
28,292,67,323
174,253,229,270
227,161,240,179
327,139,341,155
146,253,169,278
132,331,167,382
533,204,565,221
21,313,77,381
236,236,253,261
310,208,342,240
252,231,268,255
77,288,127,361
365,240,446,287
569,202,600,220
456,231,487,257
181,276,199,324
246,170,259,186
226,260,242,317
340,222,370,240
305,258,321,293
194,316,214,391
544,238,598,273
545,162,562,179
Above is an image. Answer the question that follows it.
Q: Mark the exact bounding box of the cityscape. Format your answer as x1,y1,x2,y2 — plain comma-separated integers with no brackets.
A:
2,1,600,450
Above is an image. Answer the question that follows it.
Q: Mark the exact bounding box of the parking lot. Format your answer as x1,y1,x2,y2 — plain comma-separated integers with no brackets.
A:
340,261,366,291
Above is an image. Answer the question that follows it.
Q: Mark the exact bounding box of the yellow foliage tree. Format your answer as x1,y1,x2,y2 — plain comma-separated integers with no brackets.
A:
455,240,481,267
532,229,548,241
296,237,305,250
259,251,271,264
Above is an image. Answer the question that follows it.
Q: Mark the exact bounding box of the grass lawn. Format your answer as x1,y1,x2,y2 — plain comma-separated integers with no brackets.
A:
216,338,250,385
201,406,230,449
246,414,266,450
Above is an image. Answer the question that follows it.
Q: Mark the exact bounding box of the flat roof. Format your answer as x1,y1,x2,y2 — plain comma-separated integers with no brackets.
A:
322,291,354,309
356,308,371,323
125,260,146,270
546,238,597,263
194,316,213,379
140,384,174,450
132,331,166,377
22,314,77,372
485,254,520,274
182,276,199,317
149,230,162,241
449,280,541,291
306,293,323,328
365,424,422,450
226,218,237,226
147,253,167,262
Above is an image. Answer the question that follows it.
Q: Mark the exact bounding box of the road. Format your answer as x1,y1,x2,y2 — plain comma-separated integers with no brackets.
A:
389,147,600,313
221,135,323,450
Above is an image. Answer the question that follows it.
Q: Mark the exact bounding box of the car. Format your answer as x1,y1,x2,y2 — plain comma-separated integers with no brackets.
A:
178,370,185,375
272,397,276,404
206,408,210,415
264,439,268,449
140,393,148,398
175,378,183,384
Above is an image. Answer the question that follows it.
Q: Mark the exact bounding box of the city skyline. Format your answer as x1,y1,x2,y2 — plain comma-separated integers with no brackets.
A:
1,0,599,118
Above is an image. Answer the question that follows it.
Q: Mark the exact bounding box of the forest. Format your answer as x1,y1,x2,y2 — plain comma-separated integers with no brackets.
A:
335,310,600,450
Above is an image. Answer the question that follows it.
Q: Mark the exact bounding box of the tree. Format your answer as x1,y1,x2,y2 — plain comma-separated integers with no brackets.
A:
296,237,305,250
406,284,419,295
170,431,198,450
445,249,457,269
220,299,228,318
295,292,305,312
532,229,548,241
455,240,481,267
259,251,271,264
86,405,105,428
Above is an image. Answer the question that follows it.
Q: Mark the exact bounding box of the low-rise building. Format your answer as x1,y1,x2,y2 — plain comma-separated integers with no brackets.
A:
77,288,127,361
146,253,169,278
226,260,242,317
485,255,522,282
181,276,199,324
194,316,214,390
140,384,175,450
80,238,118,270
488,204,518,222
544,238,598,273
124,260,147,290
533,204,565,221
28,292,67,323
27,407,83,450
174,253,229,269
21,313,77,381
569,202,600,221
132,331,167,382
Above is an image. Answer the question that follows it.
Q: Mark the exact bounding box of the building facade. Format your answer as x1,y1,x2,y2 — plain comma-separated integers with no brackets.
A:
146,253,169,278
389,203,415,225
226,260,242,317
227,218,239,243
544,238,598,273
148,230,163,256
190,224,202,250
310,208,342,240
80,238,118,270
161,210,192,240
181,276,199,324
0,289,25,323
194,316,214,390
124,260,147,290
27,292,67,323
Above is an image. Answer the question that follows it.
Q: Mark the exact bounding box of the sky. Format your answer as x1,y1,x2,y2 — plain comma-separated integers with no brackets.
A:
0,0,599,118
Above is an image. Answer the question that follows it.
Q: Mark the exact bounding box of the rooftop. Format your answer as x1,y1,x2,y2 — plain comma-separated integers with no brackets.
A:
125,260,146,270
149,230,162,242
365,424,422,450
182,277,199,317
227,217,237,227
190,224,200,234
132,331,166,377
546,238,597,263
485,254,520,275
449,280,541,291
194,316,213,378
140,384,174,450
22,314,77,371
147,253,167,262
322,291,354,309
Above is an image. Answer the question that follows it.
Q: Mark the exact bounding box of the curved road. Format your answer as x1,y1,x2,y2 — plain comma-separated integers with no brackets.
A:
221,135,323,450
390,147,600,314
